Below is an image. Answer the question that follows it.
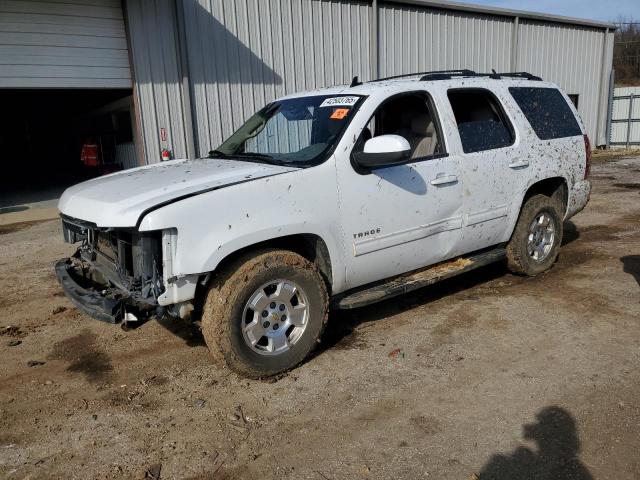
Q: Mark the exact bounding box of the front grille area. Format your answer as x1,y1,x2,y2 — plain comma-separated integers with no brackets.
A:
94,230,135,275
61,216,164,306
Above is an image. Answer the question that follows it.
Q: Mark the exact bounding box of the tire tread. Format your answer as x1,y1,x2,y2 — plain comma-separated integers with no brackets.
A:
201,249,328,378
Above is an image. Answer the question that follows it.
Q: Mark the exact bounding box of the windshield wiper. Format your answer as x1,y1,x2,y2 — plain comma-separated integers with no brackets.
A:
228,152,286,166
208,149,227,158
209,150,292,167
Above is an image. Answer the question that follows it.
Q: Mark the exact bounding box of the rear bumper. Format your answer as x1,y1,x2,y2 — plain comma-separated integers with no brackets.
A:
55,258,125,323
566,179,591,219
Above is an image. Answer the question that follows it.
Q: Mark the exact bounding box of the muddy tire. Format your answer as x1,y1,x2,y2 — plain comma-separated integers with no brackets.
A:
201,249,329,378
507,194,563,276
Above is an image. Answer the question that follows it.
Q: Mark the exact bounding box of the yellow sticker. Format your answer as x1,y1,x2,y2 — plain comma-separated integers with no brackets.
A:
330,108,350,120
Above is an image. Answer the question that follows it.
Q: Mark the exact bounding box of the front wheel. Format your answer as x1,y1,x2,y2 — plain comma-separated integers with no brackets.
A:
507,194,563,276
201,250,329,378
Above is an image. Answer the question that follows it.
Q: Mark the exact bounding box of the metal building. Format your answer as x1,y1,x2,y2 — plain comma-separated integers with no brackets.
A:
0,0,615,182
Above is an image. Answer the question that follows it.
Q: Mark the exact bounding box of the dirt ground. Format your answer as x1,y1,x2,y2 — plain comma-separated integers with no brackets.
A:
1,157,639,480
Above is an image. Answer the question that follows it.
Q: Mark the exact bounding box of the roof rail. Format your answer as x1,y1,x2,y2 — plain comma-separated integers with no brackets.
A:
361,70,543,84
372,69,476,83
419,71,476,81
420,70,542,81
491,72,543,81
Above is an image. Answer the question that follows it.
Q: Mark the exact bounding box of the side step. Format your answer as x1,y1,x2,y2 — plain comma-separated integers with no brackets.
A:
333,247,507,310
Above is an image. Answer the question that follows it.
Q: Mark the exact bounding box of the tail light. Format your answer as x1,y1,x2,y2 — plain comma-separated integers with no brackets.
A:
583,134,591,179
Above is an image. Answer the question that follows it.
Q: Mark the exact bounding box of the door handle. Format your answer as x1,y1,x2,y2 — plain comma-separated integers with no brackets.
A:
430,174,458,186
508,159,530,169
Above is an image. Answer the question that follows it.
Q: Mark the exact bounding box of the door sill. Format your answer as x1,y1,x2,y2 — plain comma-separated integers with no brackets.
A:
332,245,507,309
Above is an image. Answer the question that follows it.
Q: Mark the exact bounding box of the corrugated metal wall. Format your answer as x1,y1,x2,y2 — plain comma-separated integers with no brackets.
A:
182,0,371,156
378,4,513,77
126,0,614,164
0,0,131,88
125,0,191,165
516,20,609,144
378,4,610,143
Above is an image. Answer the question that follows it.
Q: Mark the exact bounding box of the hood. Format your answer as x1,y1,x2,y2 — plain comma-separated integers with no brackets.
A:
58,158,298,227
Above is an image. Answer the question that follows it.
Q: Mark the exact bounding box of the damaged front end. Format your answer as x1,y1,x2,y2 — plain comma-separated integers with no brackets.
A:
55,215,164,324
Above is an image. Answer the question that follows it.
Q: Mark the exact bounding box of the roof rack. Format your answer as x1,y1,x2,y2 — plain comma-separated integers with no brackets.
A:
365,69,542,83
490,72,543,81
372,69,476,83
420,70,542,81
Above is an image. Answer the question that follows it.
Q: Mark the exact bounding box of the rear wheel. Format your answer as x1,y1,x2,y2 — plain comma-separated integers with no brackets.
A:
201,250,329,378
507,194,563,276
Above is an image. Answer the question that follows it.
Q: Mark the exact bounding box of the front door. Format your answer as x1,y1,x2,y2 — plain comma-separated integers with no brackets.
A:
335,90,465,290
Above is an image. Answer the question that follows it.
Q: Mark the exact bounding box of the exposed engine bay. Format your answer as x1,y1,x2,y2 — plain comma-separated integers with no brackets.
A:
56,215,164,323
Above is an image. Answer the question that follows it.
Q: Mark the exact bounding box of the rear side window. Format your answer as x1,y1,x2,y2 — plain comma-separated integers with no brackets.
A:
448,89,514,153
509,87,582,140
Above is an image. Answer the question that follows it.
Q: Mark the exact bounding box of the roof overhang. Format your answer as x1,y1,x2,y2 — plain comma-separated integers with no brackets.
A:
383,0,617,31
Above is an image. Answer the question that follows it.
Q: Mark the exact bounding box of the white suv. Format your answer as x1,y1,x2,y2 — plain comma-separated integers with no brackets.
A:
56,70,591,377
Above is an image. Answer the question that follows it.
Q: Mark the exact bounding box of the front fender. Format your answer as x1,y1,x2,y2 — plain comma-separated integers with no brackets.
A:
137,161,347,293
200,223,341,279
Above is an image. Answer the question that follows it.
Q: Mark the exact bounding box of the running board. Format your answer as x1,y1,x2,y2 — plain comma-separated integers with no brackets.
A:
333,247,507,310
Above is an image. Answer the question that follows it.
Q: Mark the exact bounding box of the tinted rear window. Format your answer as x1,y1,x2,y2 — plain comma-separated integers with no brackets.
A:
509,87,582,140
448,89,514,153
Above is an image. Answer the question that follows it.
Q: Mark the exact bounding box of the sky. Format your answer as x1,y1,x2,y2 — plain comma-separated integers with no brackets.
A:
454,0,639,23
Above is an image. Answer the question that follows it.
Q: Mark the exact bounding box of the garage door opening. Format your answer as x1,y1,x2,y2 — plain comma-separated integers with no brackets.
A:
0,88,138,210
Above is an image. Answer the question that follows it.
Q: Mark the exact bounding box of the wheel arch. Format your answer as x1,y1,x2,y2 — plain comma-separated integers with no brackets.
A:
522,177,568,214
507,176,568,242
209,233,335,294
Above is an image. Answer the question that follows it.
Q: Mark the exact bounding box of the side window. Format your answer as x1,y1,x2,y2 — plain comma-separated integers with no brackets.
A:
447,89,514,154
509,87,582,140
354,92,444,160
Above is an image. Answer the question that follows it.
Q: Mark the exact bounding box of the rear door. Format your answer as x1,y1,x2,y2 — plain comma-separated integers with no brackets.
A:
443,87,529,253
508,85,586,194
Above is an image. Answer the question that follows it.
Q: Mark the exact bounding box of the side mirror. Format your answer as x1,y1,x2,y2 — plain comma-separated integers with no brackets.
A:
352,135,411,169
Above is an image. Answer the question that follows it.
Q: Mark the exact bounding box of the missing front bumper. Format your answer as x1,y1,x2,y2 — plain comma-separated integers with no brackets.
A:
54,258,126,324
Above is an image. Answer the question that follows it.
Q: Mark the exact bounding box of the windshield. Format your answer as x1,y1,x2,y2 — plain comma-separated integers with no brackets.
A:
212,94,365,166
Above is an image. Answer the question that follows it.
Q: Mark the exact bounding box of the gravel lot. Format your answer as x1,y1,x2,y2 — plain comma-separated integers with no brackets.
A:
1,156,639,480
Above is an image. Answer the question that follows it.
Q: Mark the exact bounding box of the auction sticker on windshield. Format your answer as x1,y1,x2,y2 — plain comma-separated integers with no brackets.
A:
330,108,350,120
319,96,359,108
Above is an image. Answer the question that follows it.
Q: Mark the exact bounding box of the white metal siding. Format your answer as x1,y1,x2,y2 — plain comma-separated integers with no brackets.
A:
379,4,513,77
516,20,605,143
124,0,613,163
0,0,131,88
125,0,190,165
182,0,371,156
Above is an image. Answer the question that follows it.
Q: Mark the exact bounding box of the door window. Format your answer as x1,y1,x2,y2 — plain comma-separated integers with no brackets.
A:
447,89,514,153
354,92,445,160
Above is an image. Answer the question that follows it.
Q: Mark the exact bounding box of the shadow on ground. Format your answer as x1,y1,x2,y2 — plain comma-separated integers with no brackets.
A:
621,255,640,287
154,315,206,348
477,406,592,480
